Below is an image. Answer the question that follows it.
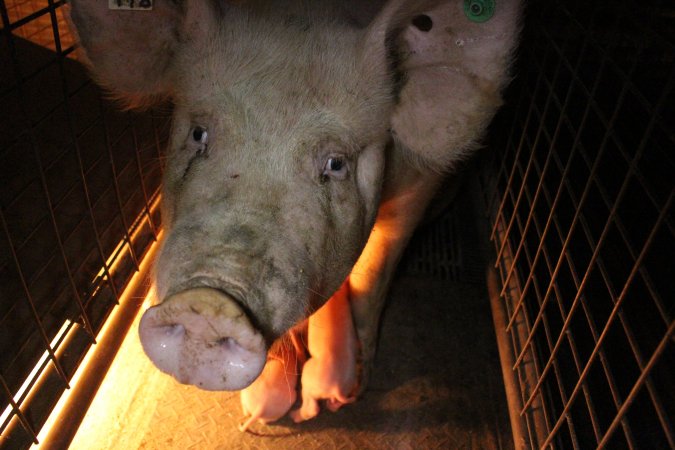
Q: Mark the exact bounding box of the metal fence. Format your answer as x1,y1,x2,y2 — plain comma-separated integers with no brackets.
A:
482,0,674,448
0,0,168,448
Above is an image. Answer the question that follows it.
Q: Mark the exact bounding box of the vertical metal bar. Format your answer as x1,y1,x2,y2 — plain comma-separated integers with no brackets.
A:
41,0,96,342
0,209,70,388
0,0,72,388
488,266,530,450
50,0,119,309
99,105,141,272
496,201,554,447
130,122,158,240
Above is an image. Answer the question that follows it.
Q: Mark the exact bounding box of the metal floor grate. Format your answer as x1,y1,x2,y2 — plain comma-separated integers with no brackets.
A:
400,174,488,284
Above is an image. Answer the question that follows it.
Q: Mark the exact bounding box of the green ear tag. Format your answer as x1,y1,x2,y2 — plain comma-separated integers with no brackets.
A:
464,0,495,23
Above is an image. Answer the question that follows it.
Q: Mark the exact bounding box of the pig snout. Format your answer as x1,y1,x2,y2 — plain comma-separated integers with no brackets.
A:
138,287,267,391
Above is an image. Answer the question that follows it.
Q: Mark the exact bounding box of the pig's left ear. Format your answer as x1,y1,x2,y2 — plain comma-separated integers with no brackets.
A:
67,0,216,108
364,0,522,170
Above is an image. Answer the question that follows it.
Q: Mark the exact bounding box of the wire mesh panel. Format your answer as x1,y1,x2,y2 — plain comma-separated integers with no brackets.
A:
482,0,674,448
0,0,169,448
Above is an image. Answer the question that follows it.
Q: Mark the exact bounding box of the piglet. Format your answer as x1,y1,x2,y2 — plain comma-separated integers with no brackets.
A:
239,330,305,431
290,281,359,422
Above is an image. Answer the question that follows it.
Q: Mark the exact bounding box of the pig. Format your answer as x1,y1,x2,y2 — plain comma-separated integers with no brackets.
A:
239,328,305,431
67,0,520,421
290,281,359,422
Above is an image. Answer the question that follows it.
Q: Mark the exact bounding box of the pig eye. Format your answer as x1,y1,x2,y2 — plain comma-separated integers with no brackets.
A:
189,126,209,156
191,126,208,144
321,156,348,181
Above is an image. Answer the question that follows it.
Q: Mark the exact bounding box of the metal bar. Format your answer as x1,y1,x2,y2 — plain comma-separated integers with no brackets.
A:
541,190,674,449
99,102,141,273
495,192,554,446
525,153,606,445
498,45,570,299
0,374,38,442
45,0,95,342
488,266,530,450
541,129,666,446
502,31,612,333
490,46,551,242
539,133,639,446
0,208,70,390
485,76,531,220
512,41,636,375
38,228,162,450
130,122,158,240
0,0,73,388
597,319,675,449
522,57,672,418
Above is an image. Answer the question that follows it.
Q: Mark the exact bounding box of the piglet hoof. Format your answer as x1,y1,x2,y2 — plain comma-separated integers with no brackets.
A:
289,354,359,423
238,331,305,431
289,395,320,423
326,395,356,412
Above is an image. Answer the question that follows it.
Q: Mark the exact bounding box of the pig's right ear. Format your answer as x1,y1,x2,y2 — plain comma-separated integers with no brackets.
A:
67,0,214,108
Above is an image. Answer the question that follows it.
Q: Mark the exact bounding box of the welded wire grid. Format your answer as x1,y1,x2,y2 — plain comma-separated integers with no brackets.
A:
0,0,169,448
481,0,674,448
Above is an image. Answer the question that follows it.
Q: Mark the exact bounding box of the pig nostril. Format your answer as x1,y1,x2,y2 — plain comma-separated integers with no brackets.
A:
163,323,185,336
216,336,241,351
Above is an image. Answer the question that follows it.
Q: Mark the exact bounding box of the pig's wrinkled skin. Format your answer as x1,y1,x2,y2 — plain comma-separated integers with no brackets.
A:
68,0,520,421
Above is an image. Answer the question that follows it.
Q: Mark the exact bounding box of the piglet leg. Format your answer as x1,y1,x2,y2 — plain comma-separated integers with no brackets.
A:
290,281,358,423
239,329,305,431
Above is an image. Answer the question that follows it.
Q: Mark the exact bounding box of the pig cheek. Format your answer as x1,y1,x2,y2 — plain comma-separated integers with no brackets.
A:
153,231,191,302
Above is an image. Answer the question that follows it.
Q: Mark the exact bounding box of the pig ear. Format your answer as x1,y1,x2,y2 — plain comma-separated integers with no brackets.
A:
67,0,214,108
364,0,521,170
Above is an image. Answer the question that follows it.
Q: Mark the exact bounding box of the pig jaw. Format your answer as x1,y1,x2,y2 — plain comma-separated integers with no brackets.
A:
138,288,266,391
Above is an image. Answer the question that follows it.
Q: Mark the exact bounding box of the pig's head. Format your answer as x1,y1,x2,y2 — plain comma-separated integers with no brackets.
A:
67,0,398,390
68,0,520,390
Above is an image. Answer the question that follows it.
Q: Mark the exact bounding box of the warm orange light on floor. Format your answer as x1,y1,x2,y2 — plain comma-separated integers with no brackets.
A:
29,191,162,449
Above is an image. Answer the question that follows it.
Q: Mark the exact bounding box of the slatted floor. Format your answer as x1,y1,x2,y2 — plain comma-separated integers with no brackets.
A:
70,176,512,450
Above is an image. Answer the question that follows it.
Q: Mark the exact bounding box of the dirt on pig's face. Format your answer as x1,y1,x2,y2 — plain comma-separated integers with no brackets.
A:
154,20,392,341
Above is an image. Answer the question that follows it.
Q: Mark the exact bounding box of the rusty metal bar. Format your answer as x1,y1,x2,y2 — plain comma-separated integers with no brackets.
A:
541,189,674,449
523,154,606,445
487,266,530,450
512,45,637,376
489,44,551,243
502,35,612,333
597,319,675,449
